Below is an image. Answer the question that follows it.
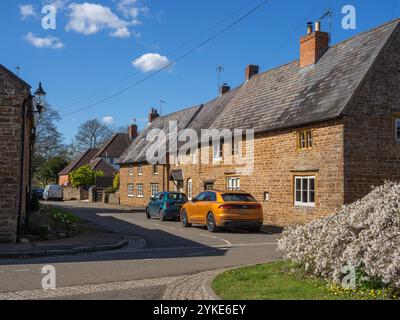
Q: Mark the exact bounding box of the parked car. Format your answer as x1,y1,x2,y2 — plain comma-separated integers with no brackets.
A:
146,192,188,221
180,190,263,233
43,184,63,201
33,188,44,200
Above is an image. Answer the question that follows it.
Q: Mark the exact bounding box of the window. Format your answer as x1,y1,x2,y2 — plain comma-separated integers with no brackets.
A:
203,192,217,202
137,184,143,197
150,184,159,197
129,166,133,176
294,176,315,207
298,130,313,150
153,165,158,175
138,164,142,176
227,177,240,191
127,184,134,197
222,193,257,202
187,179,193,200
213,143,223,161
396,119,400,143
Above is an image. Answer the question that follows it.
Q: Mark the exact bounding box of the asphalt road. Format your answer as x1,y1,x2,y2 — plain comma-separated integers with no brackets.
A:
0,201,281,299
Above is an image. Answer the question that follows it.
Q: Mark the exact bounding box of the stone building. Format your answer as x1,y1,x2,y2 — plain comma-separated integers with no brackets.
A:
0,65,35,243
118,19,400,226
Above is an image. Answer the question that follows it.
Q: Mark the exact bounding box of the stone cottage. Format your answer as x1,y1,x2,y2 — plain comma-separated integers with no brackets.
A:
118,19,400,226
0,65,35,243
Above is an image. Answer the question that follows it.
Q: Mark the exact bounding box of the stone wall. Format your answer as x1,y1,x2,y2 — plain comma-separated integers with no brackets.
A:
0,67,32,243
102,191,120,205
62,186,88,201
343,24,400,203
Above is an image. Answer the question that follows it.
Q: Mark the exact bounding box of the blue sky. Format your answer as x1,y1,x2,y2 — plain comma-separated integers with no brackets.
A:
0,0,398,144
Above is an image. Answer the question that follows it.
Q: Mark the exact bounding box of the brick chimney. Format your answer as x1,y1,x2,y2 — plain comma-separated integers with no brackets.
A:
128,123,138,141
219,83,230,96
245,64,259,81
300,21,329,68
148,108,160,123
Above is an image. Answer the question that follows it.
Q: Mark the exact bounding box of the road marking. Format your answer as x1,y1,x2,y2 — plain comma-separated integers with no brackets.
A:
199,233,232,247
15,269,30,273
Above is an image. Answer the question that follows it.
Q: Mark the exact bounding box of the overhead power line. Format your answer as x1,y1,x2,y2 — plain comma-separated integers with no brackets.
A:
61,0,264,111
61,0,271,118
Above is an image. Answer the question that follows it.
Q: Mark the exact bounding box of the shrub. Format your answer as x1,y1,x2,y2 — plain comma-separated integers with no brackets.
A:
113,172,120,190
105,186,118,194
70,165,104,187
278,181,400,290
30,193,40,211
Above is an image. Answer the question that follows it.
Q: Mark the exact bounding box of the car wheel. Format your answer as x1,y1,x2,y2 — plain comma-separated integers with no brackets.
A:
206,212,219,233
159,209,166,221
145,207,151,219
181,210,191,227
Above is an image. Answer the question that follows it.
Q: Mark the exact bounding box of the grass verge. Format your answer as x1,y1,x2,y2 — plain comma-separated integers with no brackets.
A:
212,261,396,300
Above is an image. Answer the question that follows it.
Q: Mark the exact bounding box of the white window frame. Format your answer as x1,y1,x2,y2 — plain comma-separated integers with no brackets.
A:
138,164,142,176
137,184,143,198
187,179,193,200
396,119,400,143
232,141,239,156
213,144,223,161
129,166,133,176
150,184,159,197
294,176,315,207
227,177,240,191
127,184,134,197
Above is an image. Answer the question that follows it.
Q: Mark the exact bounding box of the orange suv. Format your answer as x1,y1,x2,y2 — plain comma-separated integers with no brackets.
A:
180,190,263,233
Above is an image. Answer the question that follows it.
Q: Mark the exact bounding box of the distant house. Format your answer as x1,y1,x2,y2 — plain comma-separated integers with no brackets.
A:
0,65,35,243
58,149,99,186
58,127,137,186
118,19,400,226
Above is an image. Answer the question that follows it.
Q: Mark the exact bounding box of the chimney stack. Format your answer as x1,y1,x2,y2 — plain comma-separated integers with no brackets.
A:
245,64,259,81
219,83,230,96
300,21,329,68
128,122,138,141
148,108,160,123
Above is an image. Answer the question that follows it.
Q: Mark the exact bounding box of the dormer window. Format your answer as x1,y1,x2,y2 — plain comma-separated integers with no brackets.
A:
213,144,223,161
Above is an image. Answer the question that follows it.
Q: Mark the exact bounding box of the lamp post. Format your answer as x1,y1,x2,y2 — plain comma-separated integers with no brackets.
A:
34,82,46,114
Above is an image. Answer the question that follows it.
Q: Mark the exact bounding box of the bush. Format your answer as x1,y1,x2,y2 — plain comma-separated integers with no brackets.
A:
278,181,400,290
113,172,120,190
70,165,104,187
105,186,118,194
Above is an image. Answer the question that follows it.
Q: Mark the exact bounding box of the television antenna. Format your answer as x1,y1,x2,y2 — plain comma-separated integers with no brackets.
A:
216,64,224,91
16,67,21,77
319,9,333,44
159,100,166,115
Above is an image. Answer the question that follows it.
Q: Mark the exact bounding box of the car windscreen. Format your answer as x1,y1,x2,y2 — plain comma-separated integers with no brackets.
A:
167,193,187,201
221,193,257,202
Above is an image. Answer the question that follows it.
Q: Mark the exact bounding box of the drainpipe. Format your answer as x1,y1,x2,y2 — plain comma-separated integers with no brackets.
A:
16,101,27,243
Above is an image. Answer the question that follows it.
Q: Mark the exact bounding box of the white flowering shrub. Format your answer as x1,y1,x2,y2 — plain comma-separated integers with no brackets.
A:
278,181,400,289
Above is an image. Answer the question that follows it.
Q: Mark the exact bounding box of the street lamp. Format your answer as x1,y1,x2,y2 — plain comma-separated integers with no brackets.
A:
34,82,46,114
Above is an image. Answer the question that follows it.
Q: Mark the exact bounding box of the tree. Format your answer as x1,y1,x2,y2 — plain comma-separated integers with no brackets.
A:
70,165,104,187
73,119,114,153
36,156,69,186
34,104,64,161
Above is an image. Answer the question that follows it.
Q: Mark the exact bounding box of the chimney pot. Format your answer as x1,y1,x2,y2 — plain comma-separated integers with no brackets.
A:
315,21,321,32
219,83,230,95
307,22,313,35
245,64,259,81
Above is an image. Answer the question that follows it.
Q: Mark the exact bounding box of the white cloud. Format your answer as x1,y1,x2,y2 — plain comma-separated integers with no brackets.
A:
102,116,114,125
23,32,64,49
19,4,36,19
66,2,132,38
116,0,148,24
132,53,171,73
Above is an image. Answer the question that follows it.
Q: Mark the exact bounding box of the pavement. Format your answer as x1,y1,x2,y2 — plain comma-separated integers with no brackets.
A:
0,200,282,300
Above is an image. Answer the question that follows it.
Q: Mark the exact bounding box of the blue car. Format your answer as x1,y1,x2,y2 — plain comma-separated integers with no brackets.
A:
146,192,188,221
